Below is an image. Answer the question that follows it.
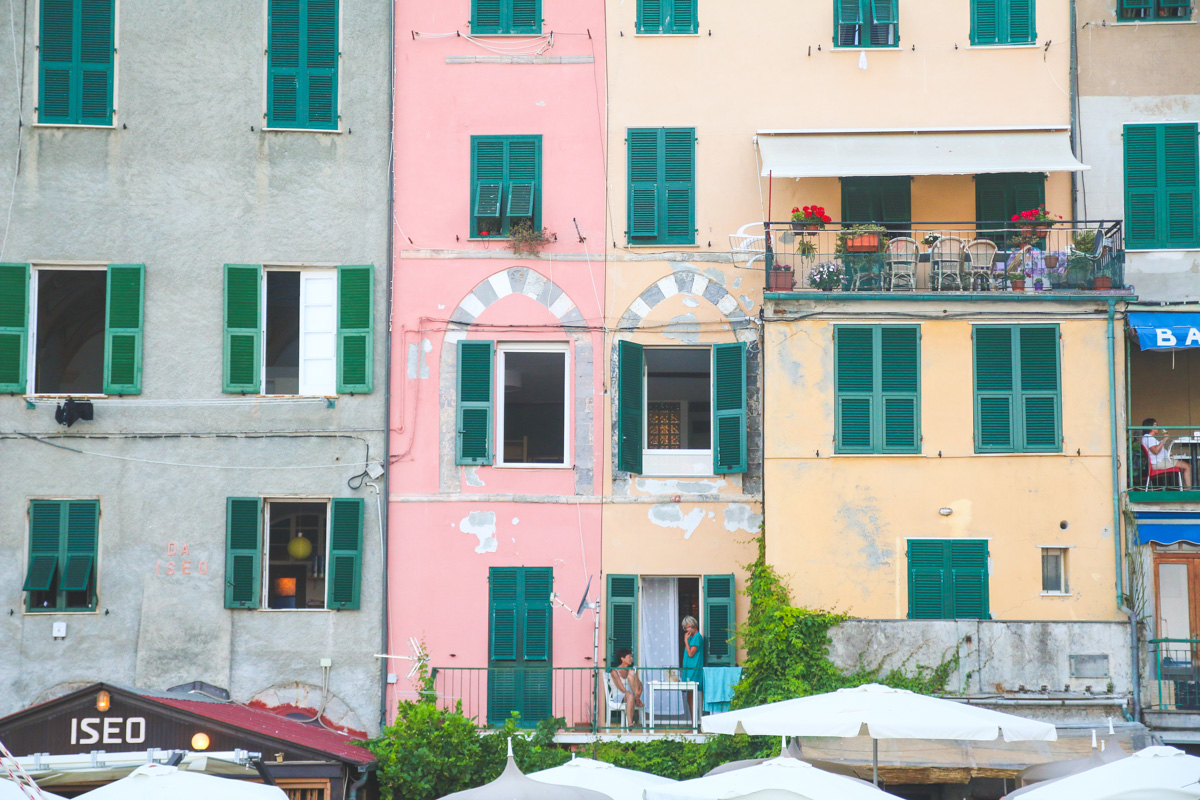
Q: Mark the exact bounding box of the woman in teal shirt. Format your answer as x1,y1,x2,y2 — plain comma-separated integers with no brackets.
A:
681,615,704,722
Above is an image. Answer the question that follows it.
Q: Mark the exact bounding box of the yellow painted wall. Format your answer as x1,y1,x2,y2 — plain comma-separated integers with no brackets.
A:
763,301,1123,621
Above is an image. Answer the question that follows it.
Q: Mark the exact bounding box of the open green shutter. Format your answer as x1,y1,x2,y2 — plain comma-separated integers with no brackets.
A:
60,500,98,593
948,541,989,619
638,0,663,33
703,574,735,666
880,327,919,452
664,129,696,243
1017,326,1060,452
1125,125,1161,248
38,0,74,122
337,265,372,393
103,264,143,395
507,182,535,218
1163,124,1199,248
327,497,363,610
971,0,999,44
457,340,495,465
268,0,301,127
489,567,519,661
712,342,748,474
974,327,1015,452
24,500,63,592
872,0,897,24
305,0,338,129
617,340,644,473
225,497,262,609
521,568,553,661
835,327,875,453
837,0,863,24
606,574,638,666
223,264,262,393
472,0,503,34
78,0,113,125
628,129,661,239
907,540,947,619
0,263,29,392
510,0,542,33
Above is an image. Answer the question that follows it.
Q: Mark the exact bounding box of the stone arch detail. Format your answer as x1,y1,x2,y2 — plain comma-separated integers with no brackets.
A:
438,267,595,494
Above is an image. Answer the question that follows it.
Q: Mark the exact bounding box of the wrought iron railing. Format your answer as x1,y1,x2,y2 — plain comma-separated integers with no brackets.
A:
1127,425,1200,492
730,220,1125,294
1149,638,1200,711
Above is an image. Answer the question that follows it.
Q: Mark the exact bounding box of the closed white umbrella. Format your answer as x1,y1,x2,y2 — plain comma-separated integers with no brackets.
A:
529,757,676,800
701,683,1057,785
74,763,288,800
644,756,901,800
1006,746,1200,800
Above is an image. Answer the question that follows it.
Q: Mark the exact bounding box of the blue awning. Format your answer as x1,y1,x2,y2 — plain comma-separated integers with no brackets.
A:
1128,312,1200,351
1135,512,1200,545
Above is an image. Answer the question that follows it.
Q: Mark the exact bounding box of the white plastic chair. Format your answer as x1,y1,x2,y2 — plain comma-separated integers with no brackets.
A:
729,222,767,270
604,671,640,729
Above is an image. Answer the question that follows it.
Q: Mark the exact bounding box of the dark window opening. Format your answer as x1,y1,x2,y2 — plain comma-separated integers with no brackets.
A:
501,350,566,464
1119,0,1190,20
266,501,327,609
676,577,700,665
35,270,106,394
265,271,300,395
646,349,711,450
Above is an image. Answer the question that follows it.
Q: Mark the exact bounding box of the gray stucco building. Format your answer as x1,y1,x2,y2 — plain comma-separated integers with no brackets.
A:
0,0,391,736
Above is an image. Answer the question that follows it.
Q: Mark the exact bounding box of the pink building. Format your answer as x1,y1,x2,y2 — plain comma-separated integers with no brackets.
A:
388,0,607,726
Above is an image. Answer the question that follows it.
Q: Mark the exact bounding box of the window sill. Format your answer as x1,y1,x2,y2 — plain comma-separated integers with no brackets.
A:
1127,247,1200,253
1112,18,1195,24
643,450,714,477
24,607,99,615
468,237,513,242
33,122,116,129
831,45,900,50
625,242,700,249
633,32,701,37
257,608,335,612
261,126,343,134
495,462,573,469
966,43,1039,49
830,452,924,457
1040,591,1072,597
467,31,547,36
25,393,109,399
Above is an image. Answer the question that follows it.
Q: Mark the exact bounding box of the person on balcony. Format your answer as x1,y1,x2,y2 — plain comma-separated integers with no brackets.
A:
1143,418,1191,487
682,615,704,720
611,648,644,722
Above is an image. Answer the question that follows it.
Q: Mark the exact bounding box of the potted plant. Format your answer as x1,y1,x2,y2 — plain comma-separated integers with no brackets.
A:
795,238,818,257
808,260,845,291
791,205,830,232
1011,205,1062,239
768,262,796,291
836,223,888,254
508,219,555,256
921,232,942,247
1006,262,1027,291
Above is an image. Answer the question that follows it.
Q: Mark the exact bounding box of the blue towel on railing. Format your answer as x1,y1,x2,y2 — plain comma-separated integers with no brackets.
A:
702,667,743,714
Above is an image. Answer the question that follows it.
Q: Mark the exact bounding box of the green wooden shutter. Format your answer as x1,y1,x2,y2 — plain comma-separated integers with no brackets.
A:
712,342,748,474
872,0,897,24
971,0,1000,44
1007,0,1035,43
305,0,338,129
510,0,542,33
703,574,735,667
878,178,912,226
457,340,495,465
505,138,540,231
490,567,519,661
1011,175,1046,219
472,0,503,34
836,0,863,45
223,265,262,393
1163,124,1199,248
327,498,363,610
103,264,143,395
337,265,373,393
617,340,644,473
638,0,663,33
78,0,113,125
225,497,263,609
628,129,660,240
974,326,1015,452
907,540,947,619
521,568,553,661
1125,125,1161,248
472,138,505,237
507,182,535,218
60,500,98,593
975,175,1008,237
669,0,697,33
0,263,29,392
24,500,63,592
1017,326,1060,452
880,327,919,452
38,0,113,125
606,574,638,666
948,540,990,619
841,180,874,223
268,0,301,127
663,129,696,243
835,327,875,453
38,0,74,122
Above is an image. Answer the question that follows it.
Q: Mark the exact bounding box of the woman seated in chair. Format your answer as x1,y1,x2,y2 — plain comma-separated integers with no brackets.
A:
1143,418,1191,486
611,648,644,721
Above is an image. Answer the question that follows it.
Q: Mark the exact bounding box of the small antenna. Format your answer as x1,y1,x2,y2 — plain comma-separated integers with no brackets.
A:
574,575,595,619
373,637,429,679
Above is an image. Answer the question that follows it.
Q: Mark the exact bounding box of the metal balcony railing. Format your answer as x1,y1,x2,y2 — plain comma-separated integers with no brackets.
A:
1150,638,1200,711
1128,425,1200,493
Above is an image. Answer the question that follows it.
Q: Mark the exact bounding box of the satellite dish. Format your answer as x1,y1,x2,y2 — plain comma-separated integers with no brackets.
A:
573,575,594,619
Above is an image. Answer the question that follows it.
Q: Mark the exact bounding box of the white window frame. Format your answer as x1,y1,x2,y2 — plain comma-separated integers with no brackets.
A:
496,342,572,469
26,263,110,397
261,496,333,612
642,346,713,477
261,266,338,397
1040,546,1070,595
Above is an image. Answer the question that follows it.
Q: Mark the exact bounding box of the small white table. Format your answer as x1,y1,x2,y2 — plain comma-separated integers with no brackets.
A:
646,680,700,730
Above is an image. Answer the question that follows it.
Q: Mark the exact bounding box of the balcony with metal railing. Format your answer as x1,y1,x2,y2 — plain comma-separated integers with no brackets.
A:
731,220,1126,296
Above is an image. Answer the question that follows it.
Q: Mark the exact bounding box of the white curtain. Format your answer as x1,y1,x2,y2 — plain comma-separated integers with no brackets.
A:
640,577,685,718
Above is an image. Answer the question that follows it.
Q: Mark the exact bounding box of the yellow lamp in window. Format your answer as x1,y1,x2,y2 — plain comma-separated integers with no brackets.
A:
273,577,297,598
287,532,313,560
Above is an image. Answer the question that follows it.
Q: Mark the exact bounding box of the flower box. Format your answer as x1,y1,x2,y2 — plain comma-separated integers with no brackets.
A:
844,234,880,253
768,267,795,291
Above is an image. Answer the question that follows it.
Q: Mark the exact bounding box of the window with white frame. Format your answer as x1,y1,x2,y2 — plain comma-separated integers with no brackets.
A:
497,344,569,467
265,269,336,395
644,348,712,474
1041,547,1068,594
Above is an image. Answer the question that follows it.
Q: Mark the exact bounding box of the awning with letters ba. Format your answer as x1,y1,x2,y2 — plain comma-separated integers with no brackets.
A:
1135,512,1200,546
1128,312,1200,351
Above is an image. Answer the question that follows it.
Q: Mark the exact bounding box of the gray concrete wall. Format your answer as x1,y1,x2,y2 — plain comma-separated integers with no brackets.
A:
0,1,391,734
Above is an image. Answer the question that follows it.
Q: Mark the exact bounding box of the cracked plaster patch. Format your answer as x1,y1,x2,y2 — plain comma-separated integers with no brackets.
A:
649,504,706,539
464,467,485,487
723,503,763,533
461,511,498,553
663,313,700,344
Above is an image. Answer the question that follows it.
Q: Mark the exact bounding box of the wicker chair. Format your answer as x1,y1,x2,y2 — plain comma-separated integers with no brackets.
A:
930,236,966,290
884,237,919,291
964,239,1000,290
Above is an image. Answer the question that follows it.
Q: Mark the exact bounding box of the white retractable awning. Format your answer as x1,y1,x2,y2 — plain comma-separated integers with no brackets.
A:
756,128,1089,178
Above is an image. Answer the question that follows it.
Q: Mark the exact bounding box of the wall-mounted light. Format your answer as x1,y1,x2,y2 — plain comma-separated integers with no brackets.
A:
96,690,111,712
191,732,211,751
938,508,953,516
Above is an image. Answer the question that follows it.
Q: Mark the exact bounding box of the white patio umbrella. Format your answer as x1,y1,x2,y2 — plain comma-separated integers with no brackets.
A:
0,780,66,800
701,683,1057,785
644,756,901,800
74,763,288,799
439,741,613,800
1005,746,1200,800
529,756,676,800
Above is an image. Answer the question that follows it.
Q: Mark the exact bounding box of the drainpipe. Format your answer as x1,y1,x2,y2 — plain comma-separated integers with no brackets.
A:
1069,0,1080,220
1107,298,1142,720
379,0,396,734
349,765,372,800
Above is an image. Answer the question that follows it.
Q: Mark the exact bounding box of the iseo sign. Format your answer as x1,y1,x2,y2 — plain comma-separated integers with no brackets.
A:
70,716,147,745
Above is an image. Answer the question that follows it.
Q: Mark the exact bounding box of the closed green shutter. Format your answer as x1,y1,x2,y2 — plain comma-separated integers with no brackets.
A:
38,0,113,125
949,540,990,619
627,129,694,245
1007,0,1035,43
972,0,1036,45
712,342,748,474
471,136,541,237
971,0,999,43
59,500,98,593
880,327,919,451
326,497,363,610
974,325,1059,453
268,0,300,126
842,177,911,226
616,340,644,473
268,0,338,130
457,340,495,465
1125,125,1160,248
1018,326,1060,452
23,500,63,592
488,566,553,726
835,327,875,453
628,129,660,238
907,540,947,619
668,0,698,33
224,497,263,609
1164,124,1199,248
637,0,663,32
606,574,638,666
0,263,29,392
472,0,502,33
305,0,338,128
490,568,519,661
908,540,988,619
522,568,553,661
974,326,1015,451
337,265,373,393
510,0,542,33
103,264,143,395
473,0,541,34
223,265,262,393
703,574,735,667
976,173,1045,242
836,326,919,454
664,129,696,242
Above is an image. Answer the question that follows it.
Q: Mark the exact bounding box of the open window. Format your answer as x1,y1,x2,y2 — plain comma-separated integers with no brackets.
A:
606,573,736,669
497,344,569,467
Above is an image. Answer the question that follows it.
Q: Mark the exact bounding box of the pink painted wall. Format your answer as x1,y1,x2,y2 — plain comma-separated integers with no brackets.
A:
387,1,607,722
